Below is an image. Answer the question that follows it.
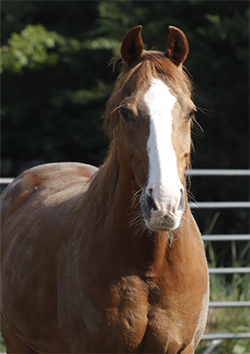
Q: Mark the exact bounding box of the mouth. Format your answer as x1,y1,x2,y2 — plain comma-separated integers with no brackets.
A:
140,190,184,232
144,214,181,232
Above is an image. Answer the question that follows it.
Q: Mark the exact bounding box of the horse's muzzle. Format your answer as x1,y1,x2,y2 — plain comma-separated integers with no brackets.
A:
140,187,185,231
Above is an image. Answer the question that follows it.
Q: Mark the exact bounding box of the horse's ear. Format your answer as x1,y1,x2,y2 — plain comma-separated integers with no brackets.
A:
121,25,143,67
165,26,189,67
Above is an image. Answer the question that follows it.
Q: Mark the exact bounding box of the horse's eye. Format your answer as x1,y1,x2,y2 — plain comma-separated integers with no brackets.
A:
120,107,134,122
187,108,196,120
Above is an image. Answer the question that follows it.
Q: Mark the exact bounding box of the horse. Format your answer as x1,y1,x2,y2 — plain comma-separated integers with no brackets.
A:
1,25,209,353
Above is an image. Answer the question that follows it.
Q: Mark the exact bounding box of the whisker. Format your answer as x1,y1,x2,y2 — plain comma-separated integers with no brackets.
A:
192,117,204,134
187,190,197,203
196,106,214,117
126,210,143,228
131,188,142,207
109,104,123,115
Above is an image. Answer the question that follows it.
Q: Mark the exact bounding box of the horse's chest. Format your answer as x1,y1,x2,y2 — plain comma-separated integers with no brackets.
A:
103,278,192,353
142,306,190,353
106,302,188,353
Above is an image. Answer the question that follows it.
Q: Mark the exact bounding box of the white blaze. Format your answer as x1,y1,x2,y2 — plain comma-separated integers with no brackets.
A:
144,78,183,216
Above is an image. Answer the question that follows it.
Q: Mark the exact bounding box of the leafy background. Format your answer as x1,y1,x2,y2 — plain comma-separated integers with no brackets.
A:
1,1,249,353
2,1,249,173
1,0,249,253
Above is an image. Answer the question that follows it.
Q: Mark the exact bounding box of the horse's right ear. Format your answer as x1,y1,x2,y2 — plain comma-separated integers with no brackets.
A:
165,26,189,67
121,26,143,67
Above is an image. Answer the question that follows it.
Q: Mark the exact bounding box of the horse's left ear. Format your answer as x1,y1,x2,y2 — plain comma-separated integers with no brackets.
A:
165,26,189,67
121,25,143,67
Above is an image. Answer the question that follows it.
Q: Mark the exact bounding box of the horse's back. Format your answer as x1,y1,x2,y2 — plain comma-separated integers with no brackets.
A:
1,162,97,228
1,162,98,352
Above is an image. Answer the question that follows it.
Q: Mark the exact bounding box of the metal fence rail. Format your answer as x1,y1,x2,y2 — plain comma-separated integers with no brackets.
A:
2,182,250,209
1,169,250,185
203,333,250,340
208,267,250,274
190,201,250,209
204,234,250,310
0,178,14,184
185,169,250,176
193,170,250,345
209,301,250,308
202,235,250,241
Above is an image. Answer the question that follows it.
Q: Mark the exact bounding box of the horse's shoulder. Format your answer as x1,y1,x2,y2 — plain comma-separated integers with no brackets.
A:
1,162,98,226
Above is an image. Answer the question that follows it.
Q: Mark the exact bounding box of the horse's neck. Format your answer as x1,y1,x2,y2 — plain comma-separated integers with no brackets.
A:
84,152,196,275
110,171,201,275
104,166,173,272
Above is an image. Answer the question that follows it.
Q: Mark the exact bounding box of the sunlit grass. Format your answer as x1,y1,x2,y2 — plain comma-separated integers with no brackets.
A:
0,334,6,353
196,234,250,354
196,274,250,354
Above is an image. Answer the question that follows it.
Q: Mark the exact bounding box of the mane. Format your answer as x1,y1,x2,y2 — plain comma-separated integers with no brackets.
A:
81,51,193,236
78,140,119,238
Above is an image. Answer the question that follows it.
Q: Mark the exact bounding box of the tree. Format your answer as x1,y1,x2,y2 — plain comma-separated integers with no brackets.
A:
1,0,249,234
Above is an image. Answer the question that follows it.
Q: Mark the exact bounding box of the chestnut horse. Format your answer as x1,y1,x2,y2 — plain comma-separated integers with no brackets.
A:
1,26,209,353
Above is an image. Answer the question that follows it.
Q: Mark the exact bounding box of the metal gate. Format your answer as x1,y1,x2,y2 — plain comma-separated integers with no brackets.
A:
186,169,250,352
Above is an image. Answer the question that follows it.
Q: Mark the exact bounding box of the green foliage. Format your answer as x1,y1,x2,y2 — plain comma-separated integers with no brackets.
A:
0,24,59,73
1,0,249,175
197,241,250,354
0,23,121,75
0,334,5,352
200,229,250,353
196,272,250,354
196,210,250,353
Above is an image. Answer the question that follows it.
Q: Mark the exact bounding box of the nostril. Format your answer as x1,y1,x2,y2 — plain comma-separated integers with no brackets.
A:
146,193,157,211
147,188,153,198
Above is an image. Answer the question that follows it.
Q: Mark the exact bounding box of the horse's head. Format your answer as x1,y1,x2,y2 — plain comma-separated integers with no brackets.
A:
106,26,195,232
